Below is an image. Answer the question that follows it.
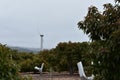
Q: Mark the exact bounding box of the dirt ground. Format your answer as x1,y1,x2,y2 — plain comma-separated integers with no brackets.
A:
21,72,80,80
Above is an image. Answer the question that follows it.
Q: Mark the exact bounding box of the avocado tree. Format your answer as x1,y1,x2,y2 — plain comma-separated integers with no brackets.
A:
77,0,120,79
0,44,21,80
55,41,89,75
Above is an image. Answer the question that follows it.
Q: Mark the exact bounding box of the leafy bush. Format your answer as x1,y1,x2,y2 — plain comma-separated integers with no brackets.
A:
0,44,21,80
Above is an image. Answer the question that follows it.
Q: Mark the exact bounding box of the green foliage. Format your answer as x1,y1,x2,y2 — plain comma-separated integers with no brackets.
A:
55,41,90,75
12,52,35,72
78,3,120,41
109,30,120,52
106,30,120,79
78,1,120,80
0,42,92,76
20,59,34,72
0,44,21,80
36,49,58,71
78,6,103,41
56,42,79,74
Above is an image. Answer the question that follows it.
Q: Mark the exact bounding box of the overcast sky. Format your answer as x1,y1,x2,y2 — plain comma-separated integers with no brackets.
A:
0,0,114,49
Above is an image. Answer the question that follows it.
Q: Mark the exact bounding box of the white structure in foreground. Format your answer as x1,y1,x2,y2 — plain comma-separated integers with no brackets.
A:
34,63,44,73
77,61,94,80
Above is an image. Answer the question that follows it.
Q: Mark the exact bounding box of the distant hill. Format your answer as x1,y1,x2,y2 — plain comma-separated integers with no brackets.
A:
9,46,40,53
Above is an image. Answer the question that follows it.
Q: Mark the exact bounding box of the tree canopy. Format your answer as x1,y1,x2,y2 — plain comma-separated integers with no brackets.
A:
78,0,120,80
0,44,21,80
78,2,120,41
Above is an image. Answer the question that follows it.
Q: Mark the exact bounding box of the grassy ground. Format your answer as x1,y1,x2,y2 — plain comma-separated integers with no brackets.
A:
21,72,80,80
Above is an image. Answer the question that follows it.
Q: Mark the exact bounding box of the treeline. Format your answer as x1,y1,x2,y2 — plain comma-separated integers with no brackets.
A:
1,41,105,76
1,40,112,76
1,41,95,75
